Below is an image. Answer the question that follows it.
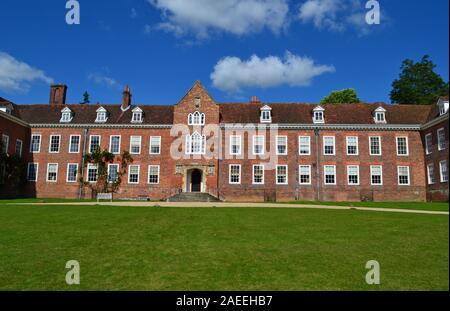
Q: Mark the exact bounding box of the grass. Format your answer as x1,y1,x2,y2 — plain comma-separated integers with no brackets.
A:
287,201,449,212
0,203,448,290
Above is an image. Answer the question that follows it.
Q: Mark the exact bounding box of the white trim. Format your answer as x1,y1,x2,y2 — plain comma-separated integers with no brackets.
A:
46,163,58,183
149,136,162,155
109,135,121,154
370,165,383,186
130,136,142,155
347,165,360,186
397,166,410,186
427,164,435,185
221,123,421,131
229,135,242,156
396,136,409,156
66,163,78,183
89,135,101,153
148,165,160,185
128,164,140,184
15,139,23,157
48,135,61,153
69,135,81,153
229,164,241,185
369,136,382,156
253,135,265,156
440,160,448,183
425,133,432,155
107,163,120,183
323,136,335,156
86,163,98,183
30,134,41,153
346,136,359,156
276,135,288,155
437,128,446,151
298,136,311,155
1,134,9,154
252,164,265,185
299,165,312,185
323,165,336,185
276,164,288,185
27,163,39,182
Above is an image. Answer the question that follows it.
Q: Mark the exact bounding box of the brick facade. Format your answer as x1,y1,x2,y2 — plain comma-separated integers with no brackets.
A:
0,83,448,202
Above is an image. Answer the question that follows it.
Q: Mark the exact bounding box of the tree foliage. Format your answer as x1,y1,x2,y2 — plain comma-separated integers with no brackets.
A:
0,141,27,187
320,89,360,104
390,55,449,105
80,91,90,104
80,148,133,195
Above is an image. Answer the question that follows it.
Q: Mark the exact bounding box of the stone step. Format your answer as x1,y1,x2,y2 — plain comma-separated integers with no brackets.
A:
167,192,221,202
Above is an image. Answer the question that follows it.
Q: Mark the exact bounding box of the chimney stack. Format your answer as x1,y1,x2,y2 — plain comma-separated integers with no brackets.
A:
121,85,132,111
49,84,67,106
251,96,260,104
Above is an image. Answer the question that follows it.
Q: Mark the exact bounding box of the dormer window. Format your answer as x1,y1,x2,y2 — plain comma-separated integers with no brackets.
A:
188,111,205,125
374,107,386,124
260,105,272,123
438,98,449,116
131,107,143,123
313,106,325,124
0,103,13,115
95,107,108,123
60,107,73,123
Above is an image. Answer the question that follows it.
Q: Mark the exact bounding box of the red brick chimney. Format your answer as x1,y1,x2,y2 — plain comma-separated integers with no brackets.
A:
121,85,132,111
49,84,67,106
251,96,260,104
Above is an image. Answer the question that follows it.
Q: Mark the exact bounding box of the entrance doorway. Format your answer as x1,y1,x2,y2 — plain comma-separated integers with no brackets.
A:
190,169,202,192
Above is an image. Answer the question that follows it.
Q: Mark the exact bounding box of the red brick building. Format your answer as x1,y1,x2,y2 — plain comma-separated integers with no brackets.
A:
0,82,448,202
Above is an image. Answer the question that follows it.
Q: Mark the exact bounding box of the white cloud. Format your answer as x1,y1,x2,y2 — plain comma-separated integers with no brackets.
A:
148,0,289,38
88,73,120,89
298,0,379,35
210,51,335,92
0,51,53,93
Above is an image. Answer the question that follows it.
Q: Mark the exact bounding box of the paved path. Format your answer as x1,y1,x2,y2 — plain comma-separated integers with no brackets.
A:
9,201,449,215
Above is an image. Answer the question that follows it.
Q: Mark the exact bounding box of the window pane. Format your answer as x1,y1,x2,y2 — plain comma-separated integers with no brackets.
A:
148,165,160,184
299,136,310,154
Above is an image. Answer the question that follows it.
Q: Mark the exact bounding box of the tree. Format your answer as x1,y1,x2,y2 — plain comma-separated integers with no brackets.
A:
0,140,27,187
80,148,133,196
80,91,90,104
390,55,449,105
320,89,360,104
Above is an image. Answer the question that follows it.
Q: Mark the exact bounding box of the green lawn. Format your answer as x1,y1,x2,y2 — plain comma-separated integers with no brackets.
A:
0,204,448,290
288,201,449,212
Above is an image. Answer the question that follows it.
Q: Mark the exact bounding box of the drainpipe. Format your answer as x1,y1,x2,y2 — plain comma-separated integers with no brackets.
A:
78,128,89,199
314,129,321,201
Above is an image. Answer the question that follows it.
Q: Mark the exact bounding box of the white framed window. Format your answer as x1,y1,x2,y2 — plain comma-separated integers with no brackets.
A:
370,165,383,185
49,135,61,153
87,164,98,182
313,106,325,124
128,165,140,184
108,164,119,183
252,165,264,185
95,107,108,123
186,132,206,155
398,166,410,185
69,135,81,153
347,165,359,185
15,139,23,157
276,136,288,155
276,165,288,185
396,137,409,156
440,160,448,182
188,111,205,125
27,163,38,182
130,136,142,154
299,165,311,185
230,135,241,156
299,136,310,155
229,164,241,184
60,107,73,123
131,107,143,123
109,135,121,154
1,134,9,154
374,111,386,123
323,136,335,155
30,134,41,153
253,135,265,155
260,106,272,123
324,165,336,185
427,164,435,185
89,135,101,153
150,136,161,155
425,134,432,155
66,163,78,183
148,165,160,184
369,136,382,156
437,128,446,151
346,136,359,155
46,163,58,182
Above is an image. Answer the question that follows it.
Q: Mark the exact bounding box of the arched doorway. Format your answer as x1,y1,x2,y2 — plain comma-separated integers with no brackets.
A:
190,169,202,192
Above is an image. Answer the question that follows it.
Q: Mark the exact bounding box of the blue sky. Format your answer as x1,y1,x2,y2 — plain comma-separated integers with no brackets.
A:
0,0,448,105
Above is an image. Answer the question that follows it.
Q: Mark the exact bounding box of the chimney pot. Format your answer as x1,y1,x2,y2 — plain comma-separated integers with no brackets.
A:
49,84,67,106
251,96,260,104
122,85,132,111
